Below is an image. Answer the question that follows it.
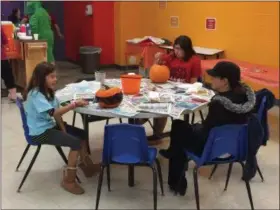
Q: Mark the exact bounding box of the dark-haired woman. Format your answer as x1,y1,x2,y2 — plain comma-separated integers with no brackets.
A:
24,62,100,195
161,61,256,195
147,35,202,144
156,35,201,83
8,8,22,26
1,27,17,101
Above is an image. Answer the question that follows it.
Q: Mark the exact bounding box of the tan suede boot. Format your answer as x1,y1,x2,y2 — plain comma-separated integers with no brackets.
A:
79,155,100,178
61,167,85,195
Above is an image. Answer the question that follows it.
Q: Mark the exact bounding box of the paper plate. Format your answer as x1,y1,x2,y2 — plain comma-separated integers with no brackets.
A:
19,36,33,40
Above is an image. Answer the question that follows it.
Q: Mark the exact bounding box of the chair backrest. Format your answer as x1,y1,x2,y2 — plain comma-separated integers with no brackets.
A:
257,96,267,122
257,96,270,145
198,124,248,166
102,124,149,164
16,98,36,145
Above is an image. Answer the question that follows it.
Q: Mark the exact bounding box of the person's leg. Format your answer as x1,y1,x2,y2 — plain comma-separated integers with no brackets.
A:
64,123,100,177
160,119,192,158
153,117,168,136
168,153,188,195
162,120,193,195
1,60,16,100
35,129,84,194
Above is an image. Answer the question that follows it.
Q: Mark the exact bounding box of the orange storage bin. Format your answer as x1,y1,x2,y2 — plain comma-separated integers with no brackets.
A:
1,22,21,59
120,74,142,95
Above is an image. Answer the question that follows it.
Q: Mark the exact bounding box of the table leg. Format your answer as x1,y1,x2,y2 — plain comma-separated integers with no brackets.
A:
217,54,220,59
82,114,91,154
184,114,190,123
128,165,135,187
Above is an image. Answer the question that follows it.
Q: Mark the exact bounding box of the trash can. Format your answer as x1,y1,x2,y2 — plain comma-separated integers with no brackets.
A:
79,46,102,74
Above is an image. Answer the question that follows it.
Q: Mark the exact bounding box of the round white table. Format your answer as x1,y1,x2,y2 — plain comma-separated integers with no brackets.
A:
58,79,210,187
74,102,208,119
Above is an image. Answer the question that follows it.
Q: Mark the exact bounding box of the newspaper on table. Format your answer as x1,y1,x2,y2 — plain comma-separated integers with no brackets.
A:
56,79,213,119
137,103,171,115
86,101,139,117
56,80,101,103
168,105,186,119
74,93,95,100
129,95,150,105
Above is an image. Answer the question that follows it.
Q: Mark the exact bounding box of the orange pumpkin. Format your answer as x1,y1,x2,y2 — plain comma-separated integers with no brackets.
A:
149,64,170,83
95,86,123,108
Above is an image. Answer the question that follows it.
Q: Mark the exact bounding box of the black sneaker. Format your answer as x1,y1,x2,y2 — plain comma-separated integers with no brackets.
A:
169,178,187,196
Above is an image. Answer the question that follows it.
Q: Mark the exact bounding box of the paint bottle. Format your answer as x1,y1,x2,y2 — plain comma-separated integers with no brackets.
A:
19,24,26,34
26,24,31,36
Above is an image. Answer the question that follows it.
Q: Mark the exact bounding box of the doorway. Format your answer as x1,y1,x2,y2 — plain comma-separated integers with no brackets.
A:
42,1,65,61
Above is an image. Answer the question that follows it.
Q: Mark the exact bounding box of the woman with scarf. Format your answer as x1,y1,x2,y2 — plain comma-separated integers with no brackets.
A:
160,61,256,195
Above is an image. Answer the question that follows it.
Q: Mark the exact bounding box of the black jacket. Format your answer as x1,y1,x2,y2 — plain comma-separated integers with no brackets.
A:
201,83,256,137
254,88,275,145
242,113,263,181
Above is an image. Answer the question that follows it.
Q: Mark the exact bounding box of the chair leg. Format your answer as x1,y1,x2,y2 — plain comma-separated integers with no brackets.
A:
224,163,233,191
208,164,218,180
55,146,81,183
16,144,31,171
151,165,158,210
240,162,255,210
128,165,135,187
17,145,41,192
55,146,68,163
155,159,164,195
193,167,200,210
148,120,156,134
257,165,264,182
95,165,105,210
106,165,111,191
72,111,76,126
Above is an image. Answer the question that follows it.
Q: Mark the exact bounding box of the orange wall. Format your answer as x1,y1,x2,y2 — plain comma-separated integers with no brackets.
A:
114,2,279,68
114,2,158,65
154,2,279,68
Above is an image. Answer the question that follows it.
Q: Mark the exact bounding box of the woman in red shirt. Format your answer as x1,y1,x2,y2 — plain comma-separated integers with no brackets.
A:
156,35,201,83
150,35,202,144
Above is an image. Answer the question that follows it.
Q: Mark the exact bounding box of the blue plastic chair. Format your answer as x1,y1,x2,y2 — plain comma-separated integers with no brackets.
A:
209,97,267,182
180,124,254,210
95,124,164,210
15,98,80,192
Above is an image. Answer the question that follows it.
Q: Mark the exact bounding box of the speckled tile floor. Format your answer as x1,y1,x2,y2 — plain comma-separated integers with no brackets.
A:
1,62,279,209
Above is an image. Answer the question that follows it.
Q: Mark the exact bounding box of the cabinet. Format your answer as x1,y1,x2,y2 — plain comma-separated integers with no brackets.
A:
12,40,47,88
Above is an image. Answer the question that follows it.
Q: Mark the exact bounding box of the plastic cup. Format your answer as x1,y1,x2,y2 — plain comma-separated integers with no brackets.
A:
95,71,106,85
33,34,39,40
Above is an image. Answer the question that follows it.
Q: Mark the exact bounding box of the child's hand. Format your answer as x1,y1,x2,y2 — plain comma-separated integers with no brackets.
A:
75,99,89,107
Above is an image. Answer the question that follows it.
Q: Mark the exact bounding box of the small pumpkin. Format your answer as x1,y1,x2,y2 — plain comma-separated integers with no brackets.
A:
95,86,123,108
149,64,170,83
